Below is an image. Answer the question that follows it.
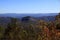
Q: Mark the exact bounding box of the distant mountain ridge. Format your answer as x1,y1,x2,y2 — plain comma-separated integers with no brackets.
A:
0,13,58,18
0,13,58,23
0,13,59,28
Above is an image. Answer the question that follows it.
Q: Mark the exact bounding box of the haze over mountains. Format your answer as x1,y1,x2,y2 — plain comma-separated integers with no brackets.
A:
0,13,58,23
0,13,58,18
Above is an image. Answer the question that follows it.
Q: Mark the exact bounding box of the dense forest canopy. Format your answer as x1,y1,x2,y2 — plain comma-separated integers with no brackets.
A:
0,13,60,40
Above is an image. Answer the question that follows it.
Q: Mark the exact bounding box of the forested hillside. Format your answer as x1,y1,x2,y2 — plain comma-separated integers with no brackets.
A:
0,13,60,40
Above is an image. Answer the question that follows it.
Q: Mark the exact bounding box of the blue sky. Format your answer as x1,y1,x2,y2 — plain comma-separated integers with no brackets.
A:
0,0,60,13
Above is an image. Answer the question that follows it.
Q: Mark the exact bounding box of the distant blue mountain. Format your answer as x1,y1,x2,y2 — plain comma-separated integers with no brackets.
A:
0,13,58,18
0,13,58,22
0,13,59,28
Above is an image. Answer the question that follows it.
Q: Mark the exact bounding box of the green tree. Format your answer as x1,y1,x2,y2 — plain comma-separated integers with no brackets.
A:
0,26,5,39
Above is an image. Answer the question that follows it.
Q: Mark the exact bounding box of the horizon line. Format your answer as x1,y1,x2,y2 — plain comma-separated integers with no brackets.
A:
0,13,59,14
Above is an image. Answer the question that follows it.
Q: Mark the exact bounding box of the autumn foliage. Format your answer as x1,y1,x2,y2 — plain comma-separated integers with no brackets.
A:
0,13,60,40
